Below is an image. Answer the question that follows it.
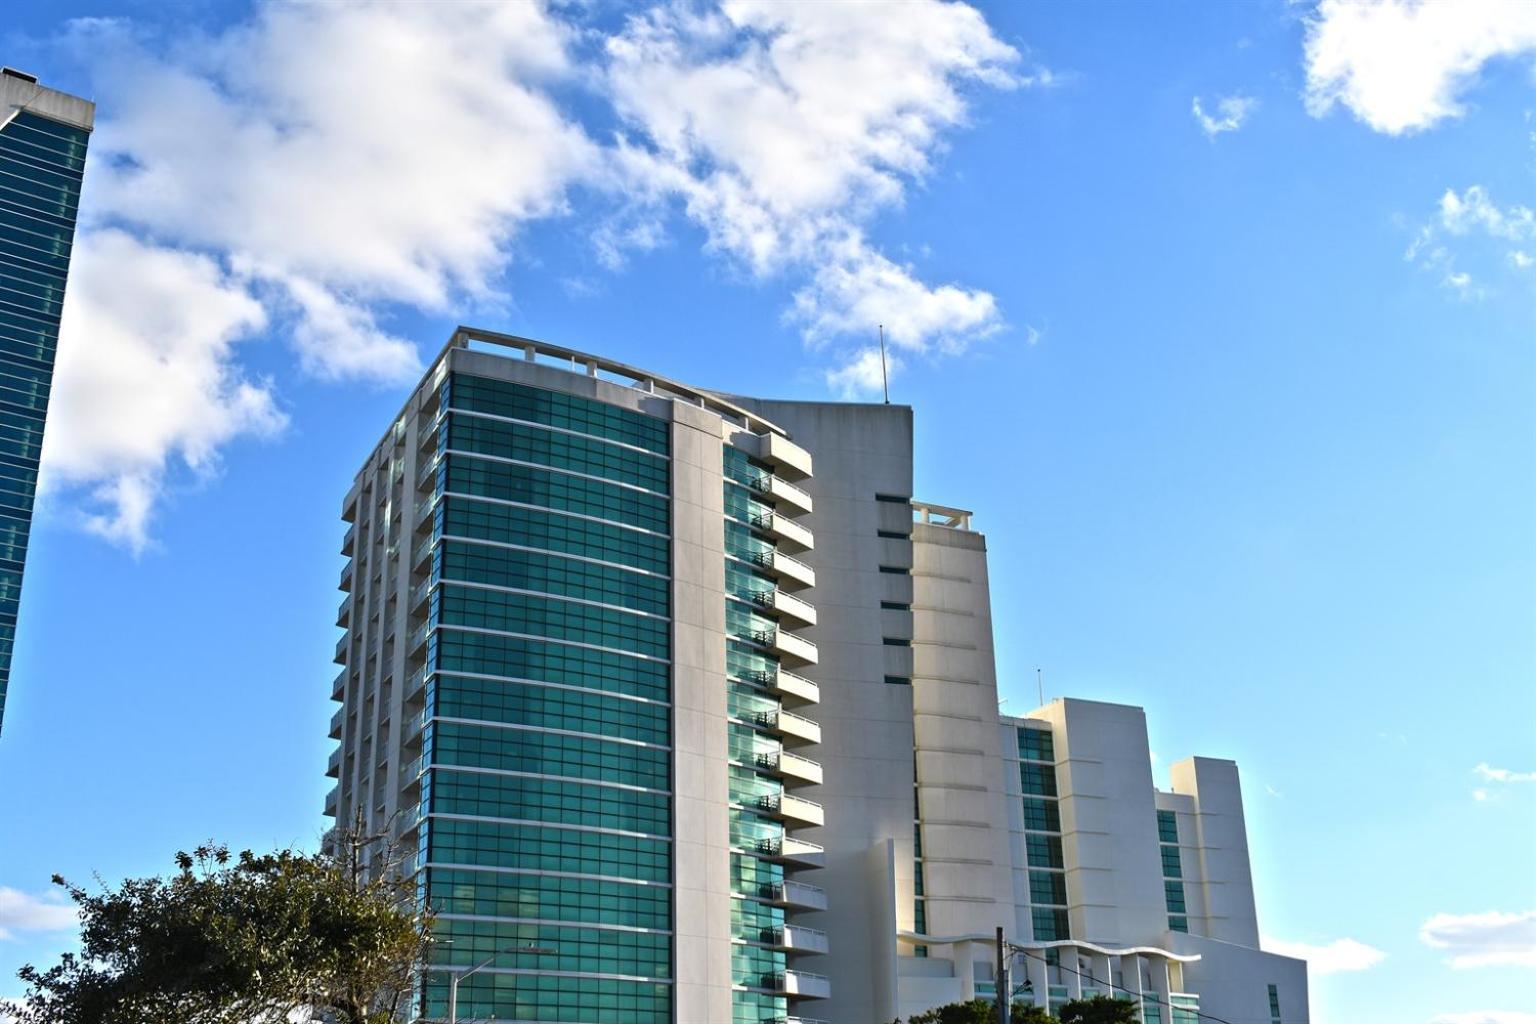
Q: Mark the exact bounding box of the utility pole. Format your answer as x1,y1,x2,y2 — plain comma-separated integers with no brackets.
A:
995,926,1009,1024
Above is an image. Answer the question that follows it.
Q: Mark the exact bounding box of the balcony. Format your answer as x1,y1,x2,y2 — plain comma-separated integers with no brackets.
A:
331,668,347,702
748,472,812,517
755,707,822,746
758,791,825,827
407,622,432,655
339,561,354,592
341,522,356,557
412,536,436,571
752,628,815,668
769,668,819,706
336,594,353,628
326,748,341,778
779,925,830,954
334,635,349,665
405,664,433,700
754,508,814,554
777,970,831,1000
329,707,344,740
323,787,338,819
758,835,826,869
765,879,828,911
755,431,813,480
755,749,824,786
409,579,433,612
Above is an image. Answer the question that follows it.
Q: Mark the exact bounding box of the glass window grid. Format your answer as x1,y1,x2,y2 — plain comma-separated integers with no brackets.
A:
420,972,670,1024
431,631,668,702
430,674,669,745
1157,809,1179,844
721,445,773,488
424,769,670,835
1022,798,1061,832
424,818,669,882
1017,726,1056,763
1026,834,1065,870
424,867,669,929
1029,870,1068,906
443,454,669,533
1161,845,1183,878
447,412,669,493
448,373,669,453
1020,762,1059,797
427,720,670,791
428,918,671,979
1164,880,1187,914
731,942,786,990
0,110,87,739
440,495,669,574
1032,907,1070,942
448,368,669,448
435,584,669,659
438,539,669,616
733,990,787,1024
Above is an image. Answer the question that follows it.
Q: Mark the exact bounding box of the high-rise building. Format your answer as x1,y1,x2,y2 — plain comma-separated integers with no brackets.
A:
324,328,1307,1023
0,69,94,735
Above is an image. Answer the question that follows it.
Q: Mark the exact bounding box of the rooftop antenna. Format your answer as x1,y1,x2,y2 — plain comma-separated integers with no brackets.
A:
878,323,890,405
1037,668,1045,708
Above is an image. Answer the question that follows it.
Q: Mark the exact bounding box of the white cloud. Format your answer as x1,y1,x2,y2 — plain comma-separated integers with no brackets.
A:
1261,936,1387,975
41,230,285,553
1304,0,1536,135
1405,186,1535,298
43,0,1027,542
1192,95,1257,137
1474,763,1536,784
1420,911,1536,969
1429,1013,1536,1024
0,887,77,941
43,1,597,544
604,0,1021,391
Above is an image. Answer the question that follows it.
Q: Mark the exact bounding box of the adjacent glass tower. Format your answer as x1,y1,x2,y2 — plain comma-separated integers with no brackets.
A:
0,69,94,734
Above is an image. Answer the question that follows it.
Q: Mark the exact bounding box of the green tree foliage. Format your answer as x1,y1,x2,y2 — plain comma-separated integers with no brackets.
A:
4,829,428,1024
1056,994,1141,1024
901,999,1058,1024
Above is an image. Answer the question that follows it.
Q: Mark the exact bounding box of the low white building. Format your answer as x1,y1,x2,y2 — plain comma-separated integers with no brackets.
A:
881,508,1308,1023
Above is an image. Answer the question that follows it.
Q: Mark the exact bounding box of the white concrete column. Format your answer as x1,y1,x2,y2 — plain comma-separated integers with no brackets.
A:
955,940,977,1002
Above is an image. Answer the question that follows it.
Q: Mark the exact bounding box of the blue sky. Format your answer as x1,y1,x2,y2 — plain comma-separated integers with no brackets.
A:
0,2,1533,1023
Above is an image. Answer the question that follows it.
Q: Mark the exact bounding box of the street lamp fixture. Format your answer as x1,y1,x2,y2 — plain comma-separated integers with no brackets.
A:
442,944,556,1024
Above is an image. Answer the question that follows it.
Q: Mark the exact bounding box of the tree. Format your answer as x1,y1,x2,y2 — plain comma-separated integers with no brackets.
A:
1056,994,1140,1024
904,999,1058,1024
4,827,429,1024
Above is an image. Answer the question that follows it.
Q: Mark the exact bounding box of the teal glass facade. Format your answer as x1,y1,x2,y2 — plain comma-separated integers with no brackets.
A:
0,103,90,733
1157,809,1188,933
1018,725,1070,942
410,373,673,1023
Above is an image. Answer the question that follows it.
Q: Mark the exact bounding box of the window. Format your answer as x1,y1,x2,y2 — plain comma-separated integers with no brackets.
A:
878,565,909,574
1164,879,1187,914
877,529,909,539
1161,845,1183,878
884,675,911,685
1017,727,1055,763
1031,907,1070,941
1020,763,1059,798
1157,809,1179,844
882,637,911,647
1169,915,1189,933
880,601,911,611
1268,983,1282,1024
875,493,911,504
1022,798,1061,832
1025,834,1064,869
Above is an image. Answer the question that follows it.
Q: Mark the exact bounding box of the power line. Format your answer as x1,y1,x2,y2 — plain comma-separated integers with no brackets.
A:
1006,945,1257,1024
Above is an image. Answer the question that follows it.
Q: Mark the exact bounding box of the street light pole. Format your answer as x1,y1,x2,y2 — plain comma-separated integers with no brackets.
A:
444,945,555,1024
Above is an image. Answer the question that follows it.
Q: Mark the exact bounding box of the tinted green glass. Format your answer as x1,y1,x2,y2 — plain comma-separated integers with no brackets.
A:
430,674,669,745
428,720,669,791
422,972,670,1024
430,630,668,701
423,818,670,882
438,539,669,615
424,867,670,928
442,453,669,533
424,768,670,834
1157,809,1179,844
439,494,669,574
448,373,669,453
447,411,668,492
